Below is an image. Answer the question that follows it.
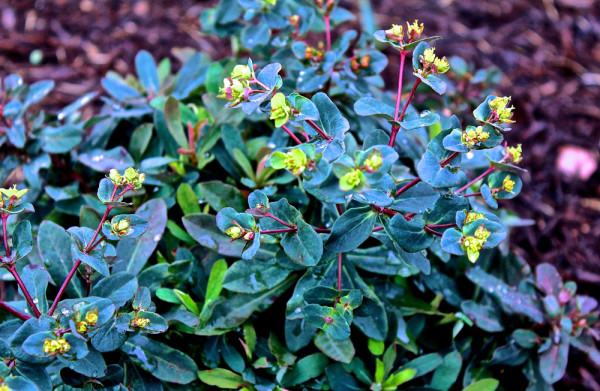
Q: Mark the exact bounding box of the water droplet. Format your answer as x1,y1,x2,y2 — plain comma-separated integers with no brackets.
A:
466,152,474,159
44,259,51,266
297,78,303,82
299,71,305,76
57,113,66,121
248,39,254,44
267,142,276,149
153,234,161,242
69,364,75,369
294,307,302,313
61,308,70,316
33,297,39,304
92,371,98,377
487,286,494,293
318,84,323,89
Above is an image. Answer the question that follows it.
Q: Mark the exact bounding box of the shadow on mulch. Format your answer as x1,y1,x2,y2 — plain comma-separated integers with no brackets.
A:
1,0,600,387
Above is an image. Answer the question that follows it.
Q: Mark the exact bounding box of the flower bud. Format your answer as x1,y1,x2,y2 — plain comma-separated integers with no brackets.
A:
131,317,151,329
270,93,292,128
112,217,131,236
363,151,383,172
226,226,243,240
218,78,246,107
0,185,28,202
434,56,450,73
422,48,436,64
270,148,308,175
507,144,523,163
339,169,364,191
86,311,99,325
474,225,491,241
465,211,486,224
385,24,404,43
231,65,253,81
76,321,88,334
407,19,424,40
503,176,515,193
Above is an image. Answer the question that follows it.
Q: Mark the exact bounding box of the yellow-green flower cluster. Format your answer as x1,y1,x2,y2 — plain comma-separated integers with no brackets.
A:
461,126,490,147
270,148,308,175
465,211,486,225
421,48,450,75
503,176,515,193
406,20,424,40
507,144,523,163
218,78,247,107
339,169,366,191
270,93,292,128
225,226,244,240
75,310,98,334
0,185,28,208
489,96,515,124
362,150,383,173
109,167,145,189
43,338,70,356
111,218,131,237
262,0,277,7
130,316,150,329
0,381,9,391
305,44,324,62
462,225,491,263
230,64,253,82
385,24,404,43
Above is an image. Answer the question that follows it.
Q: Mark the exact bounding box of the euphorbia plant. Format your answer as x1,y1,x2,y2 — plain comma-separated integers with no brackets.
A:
1,1,598,390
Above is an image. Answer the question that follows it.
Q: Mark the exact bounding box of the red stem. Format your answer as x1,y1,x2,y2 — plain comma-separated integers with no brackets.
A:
281,125,303,145
427,223,457,229
324,15,332,52
424,226,443,237
389,51,408,147
2,215,9,258
306,119,332,141
260,228,297,234
395,177,421,197
48,184,120,316
463,192,481,198
266,213,295,229
337,253,342,291
336,204,344,215
8,266,41,318
0,301,31,321
455,166,495,194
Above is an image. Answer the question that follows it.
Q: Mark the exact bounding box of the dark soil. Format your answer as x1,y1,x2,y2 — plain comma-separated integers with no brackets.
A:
2,0,599,388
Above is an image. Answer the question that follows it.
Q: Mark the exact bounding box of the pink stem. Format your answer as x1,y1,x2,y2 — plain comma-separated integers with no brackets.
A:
281,125,303,145
266,213,295,229
324,15,332,52
424,226,443,237
2,215,9,258
455,167,495,194
306,119,332,141
0,301,31,321
8,266,41,318
260,228,297,234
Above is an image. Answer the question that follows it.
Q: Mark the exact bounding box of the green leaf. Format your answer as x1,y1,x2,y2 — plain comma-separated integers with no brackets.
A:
269,333,297,366
164,96,189,150
430,350,462,390
78,147,134,172
397,353,443,378
176,183,201,215
539,330,569,384
388,215,433,253
129,123,153,161
400,110,440,130
462,379,500,391
20,265,49,313
122,335,198,384
199,181,247,212
13,220,33,261
198,368,246,389
39,125,84,154
222,260,291,294
417,150,462,188
390,181,439,214
135,50,160,94
114,199,167,275
314,331,355,363
354,97,395,119
461,301,503,332
280,219,323,267
326,206,377,252
303,304,350,340
280,353,329,387
93,272,138,308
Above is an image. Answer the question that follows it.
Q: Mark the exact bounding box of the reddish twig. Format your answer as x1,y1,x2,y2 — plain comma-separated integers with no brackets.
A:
424,226,443,237
463,192,481,198
306,119,332,141
0,301,31,321
455,166,495,194
324,15,332,52
266,213,295,229
427,223,457,229
7,266,41,318
281,124,303,145
389,51,408,147
260,228,297,235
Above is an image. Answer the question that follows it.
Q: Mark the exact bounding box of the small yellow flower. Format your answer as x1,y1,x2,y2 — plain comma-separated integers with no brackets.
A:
231,64,253,81
0,383,9,391
57,338,70,353
262,0,276,6
131,317,151,329
76,321,88,334
465,211,486,224
339,169,365,191
423,48,436,64
225,226,243,240
407,19,424,39
385,24,404,42
363,151,383,172
112,218,131,236
503,176,515,193
461,126,490,147
434,56,450,74
85,311,98,325
0,185,28,201
474,225,491,241
507,144,523,163
489,96,515,124
270,93,292,128
218,78,247,106
270,148,308,175
109,169,124,185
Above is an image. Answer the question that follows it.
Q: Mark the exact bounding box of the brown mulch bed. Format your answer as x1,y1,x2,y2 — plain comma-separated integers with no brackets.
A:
1,0,599,387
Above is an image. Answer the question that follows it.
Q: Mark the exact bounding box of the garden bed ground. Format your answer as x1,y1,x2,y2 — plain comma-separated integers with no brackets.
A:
1,0,599,388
